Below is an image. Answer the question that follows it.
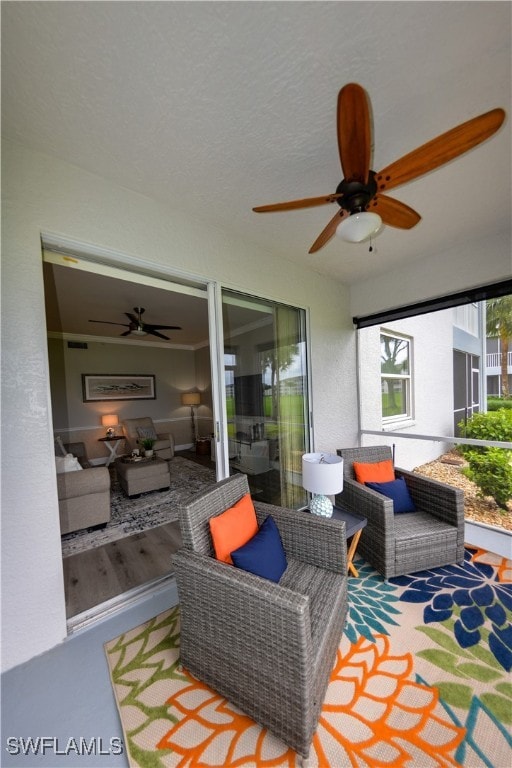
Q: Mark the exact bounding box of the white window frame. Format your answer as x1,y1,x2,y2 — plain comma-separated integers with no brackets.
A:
380,330,413,424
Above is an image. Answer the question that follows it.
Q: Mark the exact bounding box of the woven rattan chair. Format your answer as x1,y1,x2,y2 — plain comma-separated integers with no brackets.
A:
172,474,348,758
336,446,465,579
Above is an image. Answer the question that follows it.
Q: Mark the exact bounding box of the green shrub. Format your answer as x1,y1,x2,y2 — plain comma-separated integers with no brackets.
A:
458,409,512,456
462,448,512,510
458,410,512,510
487,397,512,411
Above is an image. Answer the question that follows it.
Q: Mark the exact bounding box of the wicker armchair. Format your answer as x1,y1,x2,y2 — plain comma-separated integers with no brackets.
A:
336,446,465,579
172,474,348,758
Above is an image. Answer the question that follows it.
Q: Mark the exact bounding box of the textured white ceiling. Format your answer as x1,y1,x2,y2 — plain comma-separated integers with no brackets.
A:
2,1,511,287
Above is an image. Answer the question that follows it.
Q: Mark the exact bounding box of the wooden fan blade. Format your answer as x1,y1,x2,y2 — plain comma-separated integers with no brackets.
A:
376,108,505,193
368,194,421,229
125,312,139,324
253,194,342,213
337,83,371,183
309,209,350,253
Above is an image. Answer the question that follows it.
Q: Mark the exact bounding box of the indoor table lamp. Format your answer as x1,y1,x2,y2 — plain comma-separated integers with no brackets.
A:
102,414,119,438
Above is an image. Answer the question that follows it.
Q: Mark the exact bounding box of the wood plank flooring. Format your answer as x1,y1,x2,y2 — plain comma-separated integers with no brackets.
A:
63,521,182,618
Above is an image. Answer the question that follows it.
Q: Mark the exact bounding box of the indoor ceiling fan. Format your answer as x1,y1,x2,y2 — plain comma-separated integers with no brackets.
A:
89,306,182,340
253,83,505,253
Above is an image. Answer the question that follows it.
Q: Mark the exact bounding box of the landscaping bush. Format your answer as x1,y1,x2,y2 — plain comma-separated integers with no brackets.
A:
458,409,512,454
462,448,512,510
458,410,512,510
487,397,512,412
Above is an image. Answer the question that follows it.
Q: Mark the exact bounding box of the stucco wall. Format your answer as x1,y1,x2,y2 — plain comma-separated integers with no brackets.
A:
1,139,356,671
349,230,511,320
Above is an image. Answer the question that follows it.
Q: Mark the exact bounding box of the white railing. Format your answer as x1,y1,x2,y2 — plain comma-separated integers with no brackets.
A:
486,351,512,369
360,430,512,450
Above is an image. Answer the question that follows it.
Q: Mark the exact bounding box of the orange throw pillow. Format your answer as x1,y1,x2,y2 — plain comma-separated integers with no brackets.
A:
209,493,259,565
353,459,395,484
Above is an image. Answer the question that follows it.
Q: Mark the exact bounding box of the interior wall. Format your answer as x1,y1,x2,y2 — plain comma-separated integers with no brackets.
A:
47,338,212,456
1,139,356,671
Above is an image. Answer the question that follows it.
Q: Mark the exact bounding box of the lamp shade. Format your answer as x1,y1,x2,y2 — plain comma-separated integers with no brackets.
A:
101,414,119,428
302,453,344,495
181,392,201,406
336,212,382,243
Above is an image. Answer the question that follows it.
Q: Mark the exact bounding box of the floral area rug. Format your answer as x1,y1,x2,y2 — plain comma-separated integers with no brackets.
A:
61,457,216,558
105,546,512,767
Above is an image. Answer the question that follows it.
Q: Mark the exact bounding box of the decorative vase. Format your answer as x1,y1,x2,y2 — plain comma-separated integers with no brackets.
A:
144,449,154,459
310,494,333,517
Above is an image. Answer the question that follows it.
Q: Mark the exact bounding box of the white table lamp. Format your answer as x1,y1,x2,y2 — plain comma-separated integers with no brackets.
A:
302,452,344,517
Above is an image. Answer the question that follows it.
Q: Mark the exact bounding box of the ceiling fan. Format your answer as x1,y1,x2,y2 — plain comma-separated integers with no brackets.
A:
89,306,182,340
253,83,505,253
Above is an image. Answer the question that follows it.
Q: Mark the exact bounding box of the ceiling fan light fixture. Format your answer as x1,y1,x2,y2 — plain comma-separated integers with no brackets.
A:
131,328,147,336
336,211,382,243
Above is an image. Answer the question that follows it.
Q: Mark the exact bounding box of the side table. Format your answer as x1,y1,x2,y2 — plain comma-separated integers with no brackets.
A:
306,504,367,577
98,435,125,467
331,505,367,577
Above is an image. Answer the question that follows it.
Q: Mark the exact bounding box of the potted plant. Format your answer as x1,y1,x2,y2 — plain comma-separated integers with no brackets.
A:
140,437,155,458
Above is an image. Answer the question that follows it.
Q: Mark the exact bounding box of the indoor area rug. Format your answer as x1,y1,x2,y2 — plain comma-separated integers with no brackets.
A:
61,457,216,557
105,546,512,768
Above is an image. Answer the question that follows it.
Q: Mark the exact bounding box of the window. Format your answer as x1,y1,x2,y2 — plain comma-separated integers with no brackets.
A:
380,331,412,421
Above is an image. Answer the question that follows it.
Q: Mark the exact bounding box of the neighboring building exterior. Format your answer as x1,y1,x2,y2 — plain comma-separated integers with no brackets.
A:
358,303,487,466
486,336,512,397
453,302,486,434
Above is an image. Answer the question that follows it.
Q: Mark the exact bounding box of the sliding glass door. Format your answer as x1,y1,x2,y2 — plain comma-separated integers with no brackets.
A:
221,289,309,508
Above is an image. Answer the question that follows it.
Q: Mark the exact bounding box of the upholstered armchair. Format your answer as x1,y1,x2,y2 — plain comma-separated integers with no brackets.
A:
121,416,175,460
172,473,348,758
55,440,110,534
336,445,465,579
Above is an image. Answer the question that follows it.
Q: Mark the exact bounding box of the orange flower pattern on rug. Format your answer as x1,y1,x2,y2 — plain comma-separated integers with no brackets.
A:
467,546,512,583
157,634,464,767
105,547,512,767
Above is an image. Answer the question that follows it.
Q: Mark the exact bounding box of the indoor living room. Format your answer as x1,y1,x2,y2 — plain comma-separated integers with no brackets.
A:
44,256,219,621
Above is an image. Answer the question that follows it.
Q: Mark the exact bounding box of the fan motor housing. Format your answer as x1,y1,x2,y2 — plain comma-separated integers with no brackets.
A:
336,171,377,213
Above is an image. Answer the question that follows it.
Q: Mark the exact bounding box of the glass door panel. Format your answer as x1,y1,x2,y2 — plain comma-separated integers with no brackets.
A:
221,290,309,508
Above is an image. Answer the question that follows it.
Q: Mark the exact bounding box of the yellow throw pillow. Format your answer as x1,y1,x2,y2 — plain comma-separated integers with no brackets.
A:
209,493,259,565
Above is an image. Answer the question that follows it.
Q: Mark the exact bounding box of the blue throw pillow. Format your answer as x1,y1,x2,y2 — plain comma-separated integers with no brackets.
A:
231,515,288,583
365,476,416,514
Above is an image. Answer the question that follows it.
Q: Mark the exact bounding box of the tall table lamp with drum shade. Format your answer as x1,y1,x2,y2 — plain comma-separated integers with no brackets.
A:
302,452,344,517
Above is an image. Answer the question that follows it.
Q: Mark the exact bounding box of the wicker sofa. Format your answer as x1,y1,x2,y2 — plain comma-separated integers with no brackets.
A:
336,445,465,578
172,474,348,758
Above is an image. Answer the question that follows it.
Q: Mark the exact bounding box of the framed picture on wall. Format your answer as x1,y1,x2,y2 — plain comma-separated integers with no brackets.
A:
82,374,156,402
